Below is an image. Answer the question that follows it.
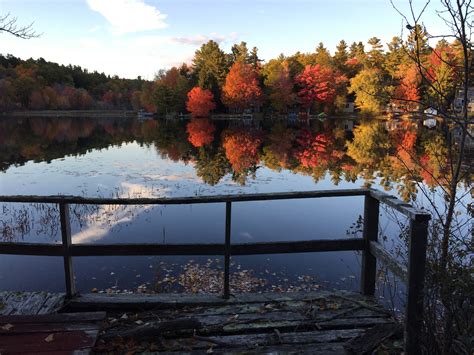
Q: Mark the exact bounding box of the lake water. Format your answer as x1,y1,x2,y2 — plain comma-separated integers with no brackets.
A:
0,116,470,299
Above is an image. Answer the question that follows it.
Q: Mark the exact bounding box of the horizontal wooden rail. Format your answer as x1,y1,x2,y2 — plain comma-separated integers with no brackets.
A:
369,189,431,221
369,241,408,281
0,189,368,205
0,238,364,257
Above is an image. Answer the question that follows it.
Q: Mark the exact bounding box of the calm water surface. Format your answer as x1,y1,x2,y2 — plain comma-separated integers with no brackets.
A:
0,116,470,297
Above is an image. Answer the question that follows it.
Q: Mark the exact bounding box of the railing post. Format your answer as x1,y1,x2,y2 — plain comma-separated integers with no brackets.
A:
404,215,429,355
223,201,232,299
361,194,379,296
59,203,76,298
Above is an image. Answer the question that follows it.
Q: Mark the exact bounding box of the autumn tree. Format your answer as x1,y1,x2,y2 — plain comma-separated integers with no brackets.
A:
349,68,389,113
222,62,263,112
425,42,457,110
186,118,216,147
186,87,216,117
295,64,347,113
391,63,421,112
262,60,295,112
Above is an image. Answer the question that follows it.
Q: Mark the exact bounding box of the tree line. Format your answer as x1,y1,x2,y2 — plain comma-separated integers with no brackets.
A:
0,27,467,115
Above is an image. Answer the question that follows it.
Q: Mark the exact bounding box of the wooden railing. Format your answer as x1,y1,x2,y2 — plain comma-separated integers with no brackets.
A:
0,188,430,354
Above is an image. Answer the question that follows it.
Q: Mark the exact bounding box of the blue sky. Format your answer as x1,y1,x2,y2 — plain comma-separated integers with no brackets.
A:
1,0,448,79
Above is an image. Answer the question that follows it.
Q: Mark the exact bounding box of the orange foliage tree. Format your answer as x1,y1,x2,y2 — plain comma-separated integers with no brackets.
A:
392,64,421,112
186,118,216,147
186,87,216,117
295,64,347,112
222,128,262,172
222,62,263,112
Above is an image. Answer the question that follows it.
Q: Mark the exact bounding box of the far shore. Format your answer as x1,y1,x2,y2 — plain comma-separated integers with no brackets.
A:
2,110,137,118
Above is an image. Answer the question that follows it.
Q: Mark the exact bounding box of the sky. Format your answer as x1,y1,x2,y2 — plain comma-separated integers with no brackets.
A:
0,0,449,79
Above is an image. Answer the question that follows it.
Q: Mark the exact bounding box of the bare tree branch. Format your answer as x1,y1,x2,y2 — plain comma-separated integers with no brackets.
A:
0,13,41,39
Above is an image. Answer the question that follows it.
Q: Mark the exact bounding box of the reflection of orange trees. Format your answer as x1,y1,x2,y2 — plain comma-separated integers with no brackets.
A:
390,127,418,172
222,62,263,112
294,129,344,170
261,123,296,171
186,87,216,118
222,128,262,173
186,118,216,148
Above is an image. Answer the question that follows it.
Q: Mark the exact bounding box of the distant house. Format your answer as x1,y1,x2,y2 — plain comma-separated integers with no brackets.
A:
453,86,474,113
423,118,437,128
451,123,474,150
384,118,418,131
343,118,355,132
424,107,438,116
342,102,355,113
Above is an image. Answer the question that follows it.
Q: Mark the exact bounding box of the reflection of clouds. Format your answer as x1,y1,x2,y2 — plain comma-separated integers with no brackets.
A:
239,232,253,240
142,174,197,181
72,182,167,244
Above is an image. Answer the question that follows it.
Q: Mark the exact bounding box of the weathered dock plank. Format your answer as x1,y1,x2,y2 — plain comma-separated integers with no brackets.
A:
0,292,65,316
89,291,397,353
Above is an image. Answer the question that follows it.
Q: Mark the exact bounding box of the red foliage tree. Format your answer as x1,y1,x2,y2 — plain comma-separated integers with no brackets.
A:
222,62,263,111
295,64,347,111
186,87,216,118
222,128,262,172
186,118,216,147
294,129,332,168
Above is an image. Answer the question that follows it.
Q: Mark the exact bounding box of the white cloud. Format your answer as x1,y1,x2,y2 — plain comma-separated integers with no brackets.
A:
86,0,168,34
170,32,239,46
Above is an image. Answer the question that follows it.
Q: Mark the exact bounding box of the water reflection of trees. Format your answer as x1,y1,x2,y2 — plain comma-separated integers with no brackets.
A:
1,116,472,201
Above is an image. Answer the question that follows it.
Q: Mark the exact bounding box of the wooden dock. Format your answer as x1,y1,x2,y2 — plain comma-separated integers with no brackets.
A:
0,188,430,354
75,291,398,354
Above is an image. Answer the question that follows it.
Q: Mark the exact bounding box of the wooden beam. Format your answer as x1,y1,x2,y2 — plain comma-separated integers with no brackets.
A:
230,239,364,255
0,239,364,257
60,203,76,298
0,242,64,256
369,189,430,222
223,201,232,299
369,241,408,281
361,195,379,296
0,189,369,205
404,217,429,355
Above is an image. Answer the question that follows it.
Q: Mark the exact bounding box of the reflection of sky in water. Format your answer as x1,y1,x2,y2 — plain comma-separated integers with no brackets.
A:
0,141,469,297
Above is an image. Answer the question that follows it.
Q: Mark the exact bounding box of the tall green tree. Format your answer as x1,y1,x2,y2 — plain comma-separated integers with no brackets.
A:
192,40,228,101
314,42,333,67
333,40,349,73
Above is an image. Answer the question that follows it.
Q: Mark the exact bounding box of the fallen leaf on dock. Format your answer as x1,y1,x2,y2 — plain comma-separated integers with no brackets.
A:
1,324,13,331
45,334,55,342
